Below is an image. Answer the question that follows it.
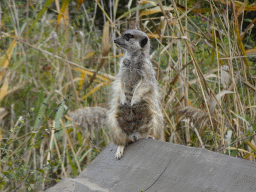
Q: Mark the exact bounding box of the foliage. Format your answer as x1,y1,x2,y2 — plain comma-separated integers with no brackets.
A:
0,0,256,191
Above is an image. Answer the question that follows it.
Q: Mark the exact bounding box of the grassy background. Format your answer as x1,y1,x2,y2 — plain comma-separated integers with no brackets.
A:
0,0,256,191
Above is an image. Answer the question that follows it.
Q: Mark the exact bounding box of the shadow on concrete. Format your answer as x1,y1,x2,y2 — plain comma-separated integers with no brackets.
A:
46,139,256,192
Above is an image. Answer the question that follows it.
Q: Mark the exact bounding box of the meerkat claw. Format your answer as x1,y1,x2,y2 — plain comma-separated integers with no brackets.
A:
115,146,125,159
120,97,126,105
129,132,141,142
147,136,155,139
130,99,137,106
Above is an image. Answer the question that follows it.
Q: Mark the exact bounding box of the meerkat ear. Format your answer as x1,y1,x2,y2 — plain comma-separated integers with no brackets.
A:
140,37,148,48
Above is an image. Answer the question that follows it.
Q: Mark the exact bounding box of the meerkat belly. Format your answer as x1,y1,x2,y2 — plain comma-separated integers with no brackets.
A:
116,100,152,135
116,61,152,135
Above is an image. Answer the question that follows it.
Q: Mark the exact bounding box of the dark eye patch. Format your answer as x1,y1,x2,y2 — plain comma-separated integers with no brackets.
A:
140,37,148,48
123,33,134,41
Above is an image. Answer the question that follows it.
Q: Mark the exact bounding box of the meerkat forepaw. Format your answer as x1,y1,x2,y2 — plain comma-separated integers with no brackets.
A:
120,100,126,105
115,146,125,159
129,132,141,142
130,99,137,106
120,96,127,105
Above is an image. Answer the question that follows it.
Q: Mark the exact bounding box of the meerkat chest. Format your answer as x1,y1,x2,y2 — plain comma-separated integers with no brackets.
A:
121,58,143,86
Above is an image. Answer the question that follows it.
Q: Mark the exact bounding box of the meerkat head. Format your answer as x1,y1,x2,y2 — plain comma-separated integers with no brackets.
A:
114,29,150,56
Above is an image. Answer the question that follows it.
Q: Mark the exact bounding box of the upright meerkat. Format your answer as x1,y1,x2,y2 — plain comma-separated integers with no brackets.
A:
108,29,164,159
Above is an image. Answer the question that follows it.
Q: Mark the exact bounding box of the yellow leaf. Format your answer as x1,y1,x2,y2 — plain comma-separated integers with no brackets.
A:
245,48,256,56
78,72,86,92
0,72,10,101
29,0,35,9
80,82,109,100
56,0,71,28
243,153,250,159
147,33,159,39
226,147,256,158
62,77,84,93
63,4,69,27
0,41,16,68
115,53,124,58
139,0,156,6
82,52,95,60
1,18,4,30
0,41,16,81
76,0,84,11
246,140,256,153
73,67,110,83
140,6,173,17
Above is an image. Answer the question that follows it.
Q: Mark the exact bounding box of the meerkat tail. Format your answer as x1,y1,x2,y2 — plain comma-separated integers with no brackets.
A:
116,145,125,159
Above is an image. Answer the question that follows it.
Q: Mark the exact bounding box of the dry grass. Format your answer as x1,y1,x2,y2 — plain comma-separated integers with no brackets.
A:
0,0,256,191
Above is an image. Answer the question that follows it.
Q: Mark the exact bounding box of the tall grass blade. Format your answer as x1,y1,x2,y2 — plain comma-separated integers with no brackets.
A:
25,0,54,36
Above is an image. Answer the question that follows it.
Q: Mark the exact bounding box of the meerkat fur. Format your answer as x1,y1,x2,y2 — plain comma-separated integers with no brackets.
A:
108,29,164,159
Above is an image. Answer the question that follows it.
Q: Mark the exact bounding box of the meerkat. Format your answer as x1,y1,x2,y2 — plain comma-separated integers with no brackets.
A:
108,29,164,159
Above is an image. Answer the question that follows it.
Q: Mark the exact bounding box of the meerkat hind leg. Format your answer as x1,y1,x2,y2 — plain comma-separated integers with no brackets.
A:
116,145,125,159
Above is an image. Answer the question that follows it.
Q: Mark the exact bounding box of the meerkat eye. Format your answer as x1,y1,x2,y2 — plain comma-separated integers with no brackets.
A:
123,33,134,41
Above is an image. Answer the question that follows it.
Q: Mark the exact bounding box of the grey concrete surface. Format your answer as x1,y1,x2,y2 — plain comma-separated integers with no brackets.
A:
46,139,256,192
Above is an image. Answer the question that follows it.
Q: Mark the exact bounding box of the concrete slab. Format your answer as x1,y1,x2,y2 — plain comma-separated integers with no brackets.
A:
46,139,256,192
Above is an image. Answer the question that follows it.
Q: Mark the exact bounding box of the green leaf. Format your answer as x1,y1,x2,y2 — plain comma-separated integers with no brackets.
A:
77,132,83,146
244,19,252,22
46,99,57,117
114,0,119,18
25,0,55,36
54,100,65,130
3,171,9,175
34,94,51,131
6,139,14,144
79,148,92,163
226,130,233,156
227,148,239,157
50,161,56,166
67,127,73,134
116,3,154,21
67,153,77,176
232,113,252,131
243,153,250,159
34,90,44,116
0,180,5,189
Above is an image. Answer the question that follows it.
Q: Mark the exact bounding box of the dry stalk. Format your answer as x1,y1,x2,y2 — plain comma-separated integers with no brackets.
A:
60,119,81,173
53,136,67,178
